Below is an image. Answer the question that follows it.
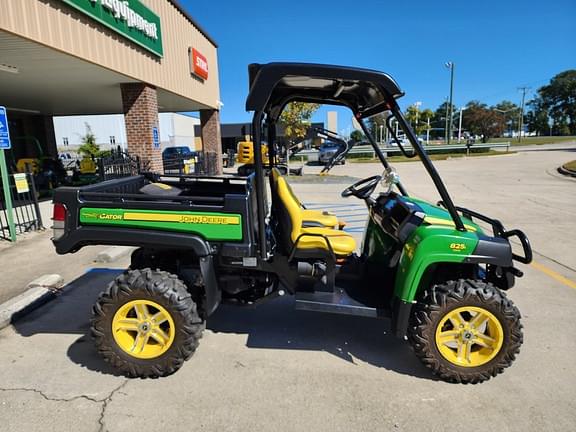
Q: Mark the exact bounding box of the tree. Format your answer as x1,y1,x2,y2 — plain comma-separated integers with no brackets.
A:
350,129,365,142
462,101,505,143
493,100,520,134
526,97,550,136
78,123,100,157
405,106,434,136
537,70,576,135
279,102,320,143
432,101,458,139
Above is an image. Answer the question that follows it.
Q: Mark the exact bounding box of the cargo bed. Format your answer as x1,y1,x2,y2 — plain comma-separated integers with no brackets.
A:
52,175,259,258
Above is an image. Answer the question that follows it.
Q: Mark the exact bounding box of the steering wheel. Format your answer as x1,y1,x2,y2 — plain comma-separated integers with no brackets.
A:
341,175,382,199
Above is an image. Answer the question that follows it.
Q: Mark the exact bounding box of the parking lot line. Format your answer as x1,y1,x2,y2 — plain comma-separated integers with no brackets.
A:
531,261,576,290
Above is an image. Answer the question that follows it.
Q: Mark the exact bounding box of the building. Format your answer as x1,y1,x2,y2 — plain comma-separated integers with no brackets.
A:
54,112,200,152
0,0,222,173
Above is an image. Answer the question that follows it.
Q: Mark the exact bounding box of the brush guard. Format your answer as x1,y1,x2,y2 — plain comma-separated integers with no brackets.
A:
437,201,533,264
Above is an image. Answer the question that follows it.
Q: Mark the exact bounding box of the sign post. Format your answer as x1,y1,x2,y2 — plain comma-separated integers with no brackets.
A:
0,106,16,242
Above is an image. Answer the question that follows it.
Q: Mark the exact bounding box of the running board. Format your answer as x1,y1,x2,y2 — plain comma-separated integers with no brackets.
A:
295,288,385,318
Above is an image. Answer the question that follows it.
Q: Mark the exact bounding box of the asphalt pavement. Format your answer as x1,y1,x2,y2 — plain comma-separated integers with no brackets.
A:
0,149,575,431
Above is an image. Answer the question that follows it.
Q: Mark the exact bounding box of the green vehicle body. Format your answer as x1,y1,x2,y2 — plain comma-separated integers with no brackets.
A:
363,195,484,303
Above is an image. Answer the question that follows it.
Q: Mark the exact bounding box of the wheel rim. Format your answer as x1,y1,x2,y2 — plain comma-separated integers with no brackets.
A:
435,306,504,368
112,300,175,359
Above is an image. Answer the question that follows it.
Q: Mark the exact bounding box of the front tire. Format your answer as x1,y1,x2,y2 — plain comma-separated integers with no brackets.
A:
91,269,204,378
408,279,523,384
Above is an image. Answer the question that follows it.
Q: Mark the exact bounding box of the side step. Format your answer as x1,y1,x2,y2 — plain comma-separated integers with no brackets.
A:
295,287,386,318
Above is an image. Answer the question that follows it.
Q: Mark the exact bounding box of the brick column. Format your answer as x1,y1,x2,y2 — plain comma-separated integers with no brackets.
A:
200,109,223,175
121,83,162,173
42,116,58,158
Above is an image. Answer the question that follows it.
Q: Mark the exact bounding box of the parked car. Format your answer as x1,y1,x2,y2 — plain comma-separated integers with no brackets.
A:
162,146,196,161
319,141,345,164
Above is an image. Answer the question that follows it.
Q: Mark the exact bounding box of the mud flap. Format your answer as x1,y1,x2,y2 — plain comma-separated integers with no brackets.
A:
199,254,221,316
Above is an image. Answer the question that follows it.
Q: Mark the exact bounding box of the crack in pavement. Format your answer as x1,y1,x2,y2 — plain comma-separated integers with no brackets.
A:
0,380,129,432
97,380,129,432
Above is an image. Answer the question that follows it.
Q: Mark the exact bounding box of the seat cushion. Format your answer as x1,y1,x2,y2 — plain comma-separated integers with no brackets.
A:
301,210,339,228
298,227,356,256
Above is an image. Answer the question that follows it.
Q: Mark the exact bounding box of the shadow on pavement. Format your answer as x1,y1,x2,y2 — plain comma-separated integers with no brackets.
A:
12,268,435,381
208,299,436,381
13,268,125,377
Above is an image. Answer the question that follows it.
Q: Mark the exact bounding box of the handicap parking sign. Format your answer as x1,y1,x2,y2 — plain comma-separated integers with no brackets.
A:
0,106,11,150
152,127,160,149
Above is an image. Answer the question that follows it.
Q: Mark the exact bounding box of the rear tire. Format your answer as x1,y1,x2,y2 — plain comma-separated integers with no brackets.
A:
91,269,204,378
408,279,523,384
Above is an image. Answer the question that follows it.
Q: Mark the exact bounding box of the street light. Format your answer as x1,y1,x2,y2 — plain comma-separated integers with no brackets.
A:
457,107,467,143
445,62,455,145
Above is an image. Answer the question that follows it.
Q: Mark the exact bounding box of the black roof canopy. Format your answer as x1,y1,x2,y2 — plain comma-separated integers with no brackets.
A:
245,62,404,120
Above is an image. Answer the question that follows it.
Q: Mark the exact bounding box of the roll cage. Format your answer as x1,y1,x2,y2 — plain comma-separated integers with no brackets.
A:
246,62,466,259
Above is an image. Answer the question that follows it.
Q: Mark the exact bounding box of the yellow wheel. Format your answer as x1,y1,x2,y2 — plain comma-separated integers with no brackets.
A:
112,300,175,359
435,306,504,367
92,269,204,378
408,279,523,384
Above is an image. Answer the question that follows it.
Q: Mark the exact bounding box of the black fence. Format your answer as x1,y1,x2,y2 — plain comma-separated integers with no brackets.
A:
162,150,233,176
98,148,141,181
0,172,44,241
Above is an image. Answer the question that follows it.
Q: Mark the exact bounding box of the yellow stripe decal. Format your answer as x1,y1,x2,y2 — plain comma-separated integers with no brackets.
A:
424,216,477,232
123,212,240,225
531,261,576,290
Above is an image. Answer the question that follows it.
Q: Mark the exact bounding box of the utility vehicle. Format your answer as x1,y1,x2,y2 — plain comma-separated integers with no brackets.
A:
52,63,532,383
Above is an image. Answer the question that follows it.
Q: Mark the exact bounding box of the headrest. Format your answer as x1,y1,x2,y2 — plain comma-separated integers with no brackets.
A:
139,182,182,196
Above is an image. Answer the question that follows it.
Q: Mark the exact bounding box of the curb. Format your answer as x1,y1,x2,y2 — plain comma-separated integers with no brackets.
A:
95,246,134,263
0,274,64,330
557,165,576,178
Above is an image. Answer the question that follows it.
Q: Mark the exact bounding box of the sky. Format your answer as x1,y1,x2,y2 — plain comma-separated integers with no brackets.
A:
183,0,576,133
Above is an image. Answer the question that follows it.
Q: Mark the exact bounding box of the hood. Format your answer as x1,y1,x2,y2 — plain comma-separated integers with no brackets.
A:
405,196,482,233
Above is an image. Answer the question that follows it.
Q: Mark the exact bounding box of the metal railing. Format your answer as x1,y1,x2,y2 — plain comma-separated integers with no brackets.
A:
0,172,43,241
296,142,511,159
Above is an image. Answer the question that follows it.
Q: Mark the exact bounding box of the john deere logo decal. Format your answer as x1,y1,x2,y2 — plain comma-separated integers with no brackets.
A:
78,208,243,241
80,209,240,225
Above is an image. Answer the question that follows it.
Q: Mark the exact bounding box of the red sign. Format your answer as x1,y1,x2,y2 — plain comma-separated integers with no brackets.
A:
190,48,208,80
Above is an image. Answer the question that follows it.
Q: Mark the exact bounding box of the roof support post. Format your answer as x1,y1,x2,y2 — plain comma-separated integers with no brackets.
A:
252,111,268,259
390,102,466,231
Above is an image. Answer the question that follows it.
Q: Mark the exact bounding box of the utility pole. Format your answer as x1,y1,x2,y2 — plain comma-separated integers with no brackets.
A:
517,86,530,142
426,117,430,145
445,62,455,145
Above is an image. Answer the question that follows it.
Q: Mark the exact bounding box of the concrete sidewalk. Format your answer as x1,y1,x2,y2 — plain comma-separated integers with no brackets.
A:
0,200,131,305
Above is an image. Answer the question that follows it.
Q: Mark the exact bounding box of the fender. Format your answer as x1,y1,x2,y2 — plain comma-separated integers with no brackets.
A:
393,225,479,302
54,227,212,256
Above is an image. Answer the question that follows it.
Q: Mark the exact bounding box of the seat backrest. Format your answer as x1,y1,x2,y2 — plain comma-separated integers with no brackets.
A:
270,168,303,252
